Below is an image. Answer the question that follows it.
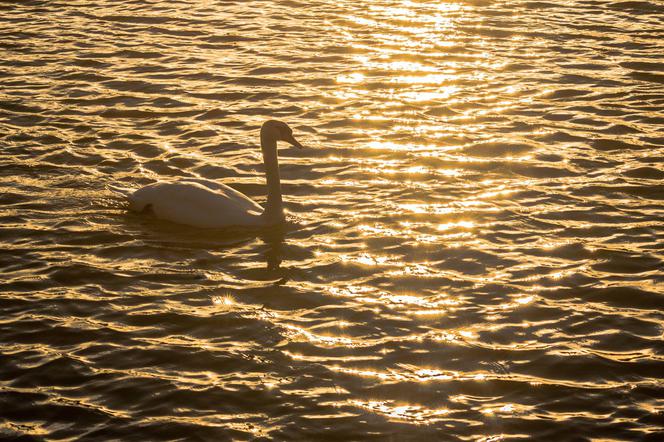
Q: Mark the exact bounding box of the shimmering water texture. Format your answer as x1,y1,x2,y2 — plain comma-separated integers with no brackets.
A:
1,0,664,440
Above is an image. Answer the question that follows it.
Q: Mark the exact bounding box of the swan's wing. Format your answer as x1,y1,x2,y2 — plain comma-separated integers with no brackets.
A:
180,178,235,192
179,179,263,213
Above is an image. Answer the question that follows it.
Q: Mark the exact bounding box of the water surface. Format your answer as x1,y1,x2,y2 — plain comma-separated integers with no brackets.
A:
1,0,663,440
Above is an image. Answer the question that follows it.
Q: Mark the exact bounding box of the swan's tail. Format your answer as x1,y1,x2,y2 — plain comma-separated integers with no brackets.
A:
107,184,145,212
110,184,152,212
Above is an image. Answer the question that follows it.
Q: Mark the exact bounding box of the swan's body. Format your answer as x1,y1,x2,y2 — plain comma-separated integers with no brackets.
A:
128,120,302,228
128,180,265,227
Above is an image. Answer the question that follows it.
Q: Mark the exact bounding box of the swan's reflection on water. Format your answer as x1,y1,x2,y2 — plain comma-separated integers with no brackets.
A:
123,208,299,296
260,227,286,273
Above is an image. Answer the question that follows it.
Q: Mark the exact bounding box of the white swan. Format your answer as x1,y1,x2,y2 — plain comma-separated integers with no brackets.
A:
128,120,303,228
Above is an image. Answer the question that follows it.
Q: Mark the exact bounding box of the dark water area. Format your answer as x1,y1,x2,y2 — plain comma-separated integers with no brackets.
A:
1,0,663,440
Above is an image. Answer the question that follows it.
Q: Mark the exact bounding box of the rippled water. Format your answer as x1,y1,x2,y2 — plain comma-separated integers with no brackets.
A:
1,0,664,439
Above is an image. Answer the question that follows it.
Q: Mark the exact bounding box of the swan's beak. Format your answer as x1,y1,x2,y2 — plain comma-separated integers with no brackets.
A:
285,134,304,149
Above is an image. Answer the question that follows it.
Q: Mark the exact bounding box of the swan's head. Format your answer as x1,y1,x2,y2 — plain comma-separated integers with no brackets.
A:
262,120,303,149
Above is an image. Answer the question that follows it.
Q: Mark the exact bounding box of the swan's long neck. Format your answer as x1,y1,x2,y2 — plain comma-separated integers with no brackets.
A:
260,128,283,222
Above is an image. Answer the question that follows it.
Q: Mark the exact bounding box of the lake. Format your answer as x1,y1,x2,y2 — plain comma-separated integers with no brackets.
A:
1,0,663,440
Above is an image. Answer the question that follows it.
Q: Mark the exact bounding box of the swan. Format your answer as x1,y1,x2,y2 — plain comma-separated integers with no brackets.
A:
128,120,303,228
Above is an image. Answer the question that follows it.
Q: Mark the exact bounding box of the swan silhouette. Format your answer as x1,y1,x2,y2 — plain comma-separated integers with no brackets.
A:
128,120,303,228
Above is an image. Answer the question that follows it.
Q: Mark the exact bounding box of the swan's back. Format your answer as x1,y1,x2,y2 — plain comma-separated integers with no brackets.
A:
128,180,264,228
